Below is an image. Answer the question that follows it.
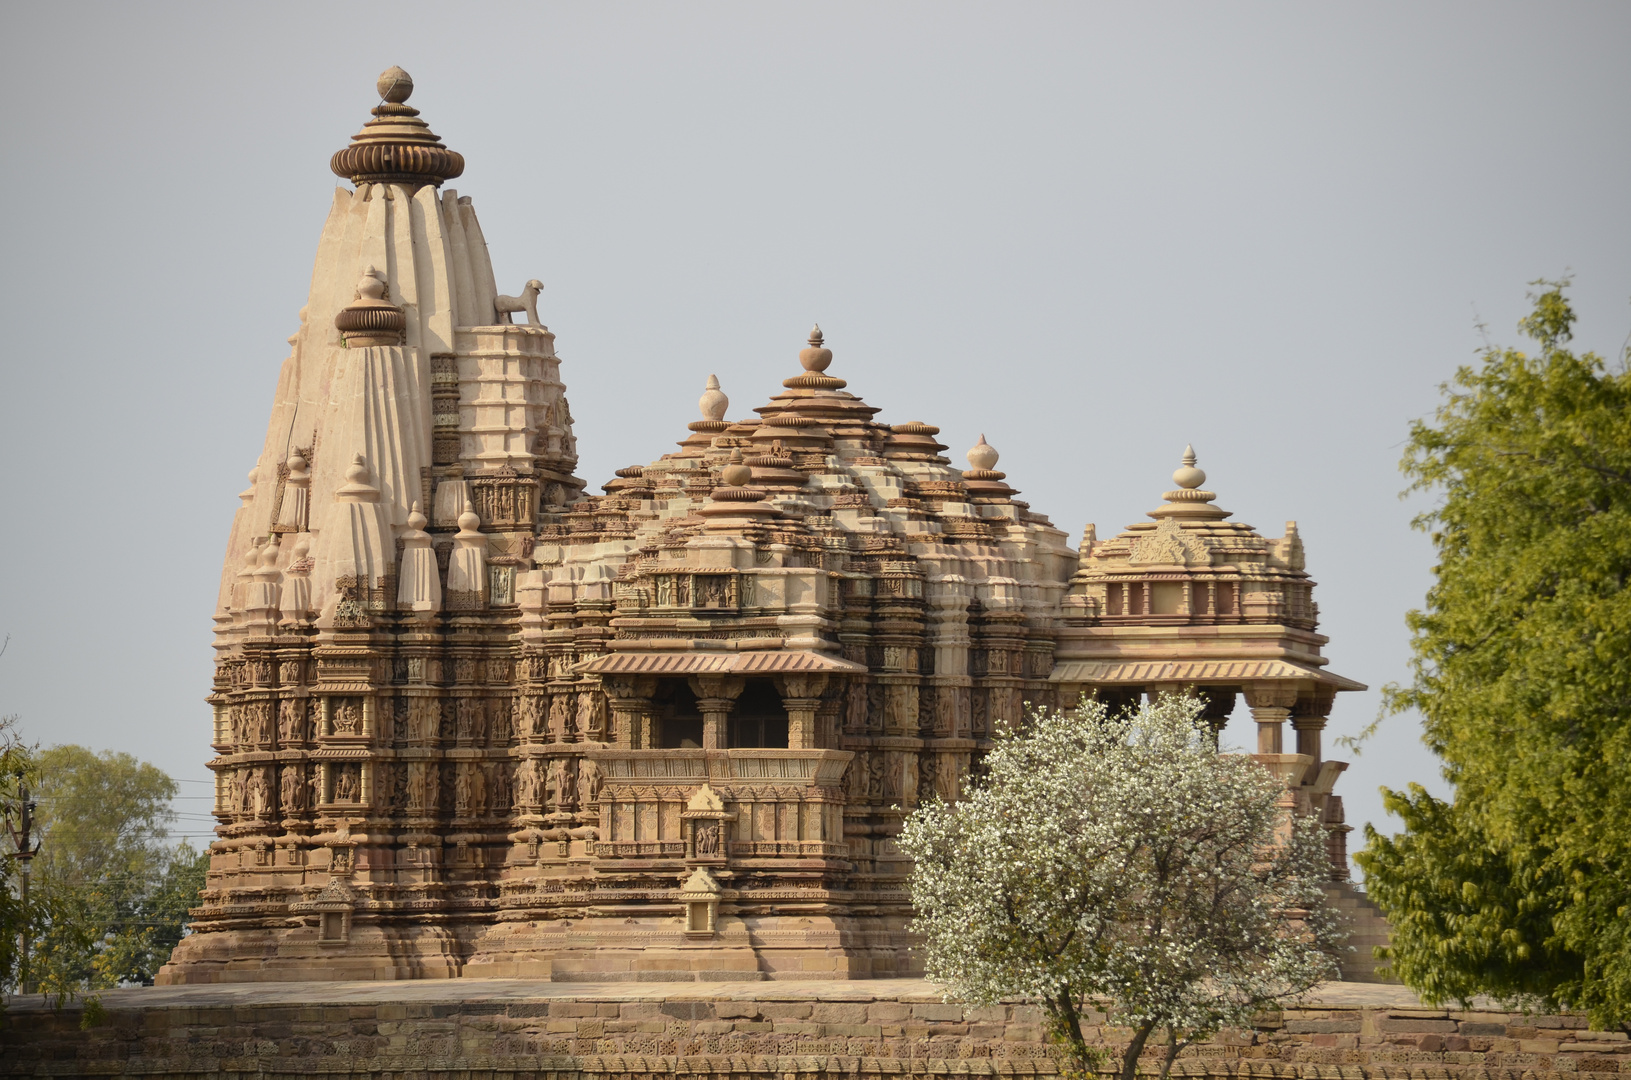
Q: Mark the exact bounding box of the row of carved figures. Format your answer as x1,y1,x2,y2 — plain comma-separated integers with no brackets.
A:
218,757,607,821
221,690,620,751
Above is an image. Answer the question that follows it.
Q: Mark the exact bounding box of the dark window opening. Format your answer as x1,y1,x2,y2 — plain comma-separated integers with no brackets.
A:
727,680,788,749
655,680,704,749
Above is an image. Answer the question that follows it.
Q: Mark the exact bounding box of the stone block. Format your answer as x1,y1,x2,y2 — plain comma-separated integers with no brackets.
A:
1378,1019,1459,1033
1459,1023,1507,1036
911,1004,966,1022
812,1003,870,1025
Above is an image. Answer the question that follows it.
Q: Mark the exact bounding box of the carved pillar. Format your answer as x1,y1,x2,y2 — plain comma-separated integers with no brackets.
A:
602,677,655,749
775,673,829,750
1292,689,1334,768
690,675,744,750
1243,684,1298,755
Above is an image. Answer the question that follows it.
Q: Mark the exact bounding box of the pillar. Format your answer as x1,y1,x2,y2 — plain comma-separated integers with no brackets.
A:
1243,684,1298,755
690,675,744,750
775,673,828,750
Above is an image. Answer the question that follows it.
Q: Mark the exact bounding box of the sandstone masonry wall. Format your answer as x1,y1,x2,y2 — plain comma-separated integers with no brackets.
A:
2,981,1627,1079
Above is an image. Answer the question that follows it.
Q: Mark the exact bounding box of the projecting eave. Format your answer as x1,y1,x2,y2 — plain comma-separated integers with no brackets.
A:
1048,658,1367,693
574,649,867,677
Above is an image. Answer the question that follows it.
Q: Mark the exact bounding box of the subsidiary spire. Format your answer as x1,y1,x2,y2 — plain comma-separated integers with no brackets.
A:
331,66,464,189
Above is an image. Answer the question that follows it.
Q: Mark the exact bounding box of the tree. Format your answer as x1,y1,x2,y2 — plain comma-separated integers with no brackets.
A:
1357,282,1631,1029
900,695,1343,1080
0,713,38,991
25,746,208,993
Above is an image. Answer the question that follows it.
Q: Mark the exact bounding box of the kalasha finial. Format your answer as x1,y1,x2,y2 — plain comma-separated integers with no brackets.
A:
720,448,753,488
967,434,1000,473
1172,444,1206,489
335,265,405,346
799,325,833,373
698,374,729,422
377,66,413,103
332,67,464,189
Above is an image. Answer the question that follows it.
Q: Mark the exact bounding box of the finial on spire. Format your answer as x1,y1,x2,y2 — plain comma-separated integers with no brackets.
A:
336,266,404,345
332,67,464,190
720,448,753,488
406,500,428,532
1172,445,1206,490
967,434,1000,473
377,66,413,104
1149,444,1228,520
799,325,833,373
698,374,729,422
336,453,382,502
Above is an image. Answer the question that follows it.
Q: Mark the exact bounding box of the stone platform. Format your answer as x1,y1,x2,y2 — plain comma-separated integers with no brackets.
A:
3,978,1627,1079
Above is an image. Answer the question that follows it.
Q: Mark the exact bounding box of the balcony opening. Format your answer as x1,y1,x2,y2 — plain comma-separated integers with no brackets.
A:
655,680,704,749
727,680,789,749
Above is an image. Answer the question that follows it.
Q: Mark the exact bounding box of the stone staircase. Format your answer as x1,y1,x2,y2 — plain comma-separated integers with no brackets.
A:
1326,882,1397,982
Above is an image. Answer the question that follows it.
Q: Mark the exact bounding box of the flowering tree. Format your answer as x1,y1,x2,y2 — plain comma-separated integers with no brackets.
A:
900,695,1344,1080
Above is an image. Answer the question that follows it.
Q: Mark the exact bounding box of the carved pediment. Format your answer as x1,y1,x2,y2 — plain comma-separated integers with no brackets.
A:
1128,519,1205,567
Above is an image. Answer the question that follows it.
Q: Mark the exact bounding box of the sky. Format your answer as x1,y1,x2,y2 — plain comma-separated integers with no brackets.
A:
1,2,1627,856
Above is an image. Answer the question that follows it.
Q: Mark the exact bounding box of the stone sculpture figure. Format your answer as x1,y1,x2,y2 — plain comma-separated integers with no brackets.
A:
494,279,544,326
516,758,540,810
335,764,360,803
491,762,511,811
548,694,570,741
695,820,721,856
246,769,270,819
279,765,303,814
556,757,577,810
278,698,306,744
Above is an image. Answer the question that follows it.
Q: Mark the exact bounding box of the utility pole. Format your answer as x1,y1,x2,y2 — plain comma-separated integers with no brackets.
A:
5,772,39,995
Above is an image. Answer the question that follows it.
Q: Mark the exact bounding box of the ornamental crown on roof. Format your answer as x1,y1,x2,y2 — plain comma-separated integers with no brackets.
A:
162,69,1366,987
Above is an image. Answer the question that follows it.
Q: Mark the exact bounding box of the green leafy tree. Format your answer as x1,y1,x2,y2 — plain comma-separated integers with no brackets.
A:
1357,282,1631,1029
901,696,1343,1080
0,713,39,991
27,746,208,993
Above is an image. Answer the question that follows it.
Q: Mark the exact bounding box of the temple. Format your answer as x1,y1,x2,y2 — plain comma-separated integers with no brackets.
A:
160,69,1367,985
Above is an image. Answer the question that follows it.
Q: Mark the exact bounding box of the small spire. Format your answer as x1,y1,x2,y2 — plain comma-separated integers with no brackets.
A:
336,453,381,502
809,324,823,346
457,501,482,535
406,500,428,532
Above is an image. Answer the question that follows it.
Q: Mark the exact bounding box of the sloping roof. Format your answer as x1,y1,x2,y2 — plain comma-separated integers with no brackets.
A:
1047,658,1366,692
574,650,867,677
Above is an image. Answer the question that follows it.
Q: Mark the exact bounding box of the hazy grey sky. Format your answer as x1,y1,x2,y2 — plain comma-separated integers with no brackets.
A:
1,2,1627,850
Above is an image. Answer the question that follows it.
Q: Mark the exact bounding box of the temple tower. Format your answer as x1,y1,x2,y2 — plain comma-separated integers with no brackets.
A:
164,71,1363,985
165,68,585,983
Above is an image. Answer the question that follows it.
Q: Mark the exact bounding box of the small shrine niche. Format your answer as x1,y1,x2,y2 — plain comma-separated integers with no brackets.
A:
678,866,722,937
682,783,733,863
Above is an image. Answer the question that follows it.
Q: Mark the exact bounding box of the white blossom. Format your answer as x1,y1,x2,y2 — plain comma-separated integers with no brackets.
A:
899,694,1345,1080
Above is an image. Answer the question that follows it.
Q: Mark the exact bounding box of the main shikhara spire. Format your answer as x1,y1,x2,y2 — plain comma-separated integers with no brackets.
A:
165,69,1369,985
